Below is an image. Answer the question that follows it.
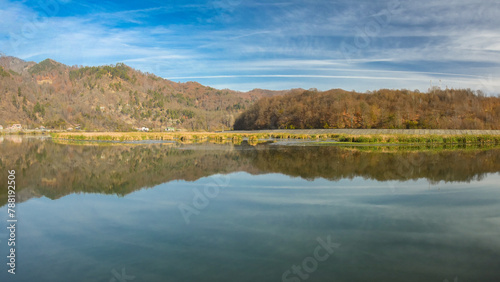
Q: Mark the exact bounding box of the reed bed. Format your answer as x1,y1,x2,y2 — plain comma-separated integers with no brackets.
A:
51,131,500,145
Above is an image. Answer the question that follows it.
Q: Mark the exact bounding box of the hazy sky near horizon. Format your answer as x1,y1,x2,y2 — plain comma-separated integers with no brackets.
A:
1,0,500,93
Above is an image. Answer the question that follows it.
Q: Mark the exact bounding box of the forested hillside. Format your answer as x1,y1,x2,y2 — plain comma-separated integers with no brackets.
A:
3,55,499,132
234,88,500,130
0,56,290,131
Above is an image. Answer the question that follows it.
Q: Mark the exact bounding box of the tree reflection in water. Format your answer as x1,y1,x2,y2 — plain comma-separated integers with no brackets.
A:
1,138,499,206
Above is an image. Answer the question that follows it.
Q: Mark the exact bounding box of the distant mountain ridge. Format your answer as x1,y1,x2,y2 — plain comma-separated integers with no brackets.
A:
0,56,36,74
0,55,298,130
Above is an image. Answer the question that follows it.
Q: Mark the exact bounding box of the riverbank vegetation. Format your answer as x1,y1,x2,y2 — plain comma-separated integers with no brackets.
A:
50,131,500,145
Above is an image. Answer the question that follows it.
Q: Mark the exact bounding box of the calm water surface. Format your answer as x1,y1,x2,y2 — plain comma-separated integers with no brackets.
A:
1,138,500,282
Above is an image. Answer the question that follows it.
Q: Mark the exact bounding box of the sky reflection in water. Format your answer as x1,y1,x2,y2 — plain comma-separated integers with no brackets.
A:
0,140,500,281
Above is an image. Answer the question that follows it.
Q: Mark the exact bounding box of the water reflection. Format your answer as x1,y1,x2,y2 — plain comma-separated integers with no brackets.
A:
1,138,500,282
0,139,500,206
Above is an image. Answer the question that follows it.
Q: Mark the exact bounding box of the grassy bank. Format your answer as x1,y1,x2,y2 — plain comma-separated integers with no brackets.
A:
50,131,500,145
0,130,53,135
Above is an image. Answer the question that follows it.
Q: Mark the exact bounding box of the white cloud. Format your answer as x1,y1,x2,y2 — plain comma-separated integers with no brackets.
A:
1,0,499,93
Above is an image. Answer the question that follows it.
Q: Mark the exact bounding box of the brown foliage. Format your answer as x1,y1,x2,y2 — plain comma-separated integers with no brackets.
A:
234,88,500,130
0,56,288,130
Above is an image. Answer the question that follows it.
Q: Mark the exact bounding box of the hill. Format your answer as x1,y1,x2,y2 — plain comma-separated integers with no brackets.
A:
0,55,292,131
234,88,500,130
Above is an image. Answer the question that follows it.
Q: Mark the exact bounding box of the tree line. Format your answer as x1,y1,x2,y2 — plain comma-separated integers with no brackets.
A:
233,88,500,130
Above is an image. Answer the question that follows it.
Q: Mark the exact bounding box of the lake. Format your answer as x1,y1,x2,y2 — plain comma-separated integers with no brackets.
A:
1,137,500,282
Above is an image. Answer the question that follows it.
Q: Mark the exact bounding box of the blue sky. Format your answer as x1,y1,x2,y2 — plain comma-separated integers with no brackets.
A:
1,0,500,93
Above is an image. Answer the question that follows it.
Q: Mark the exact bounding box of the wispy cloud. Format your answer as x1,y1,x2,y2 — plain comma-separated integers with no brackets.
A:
0,0,499,93
167,74,454,81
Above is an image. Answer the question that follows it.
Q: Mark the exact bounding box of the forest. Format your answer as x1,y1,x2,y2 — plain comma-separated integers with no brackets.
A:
0,56,286,131
233,88,500,130
3,55,500,131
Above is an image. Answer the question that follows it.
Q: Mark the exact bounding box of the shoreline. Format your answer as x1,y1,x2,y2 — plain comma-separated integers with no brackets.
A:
49,129,500,145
